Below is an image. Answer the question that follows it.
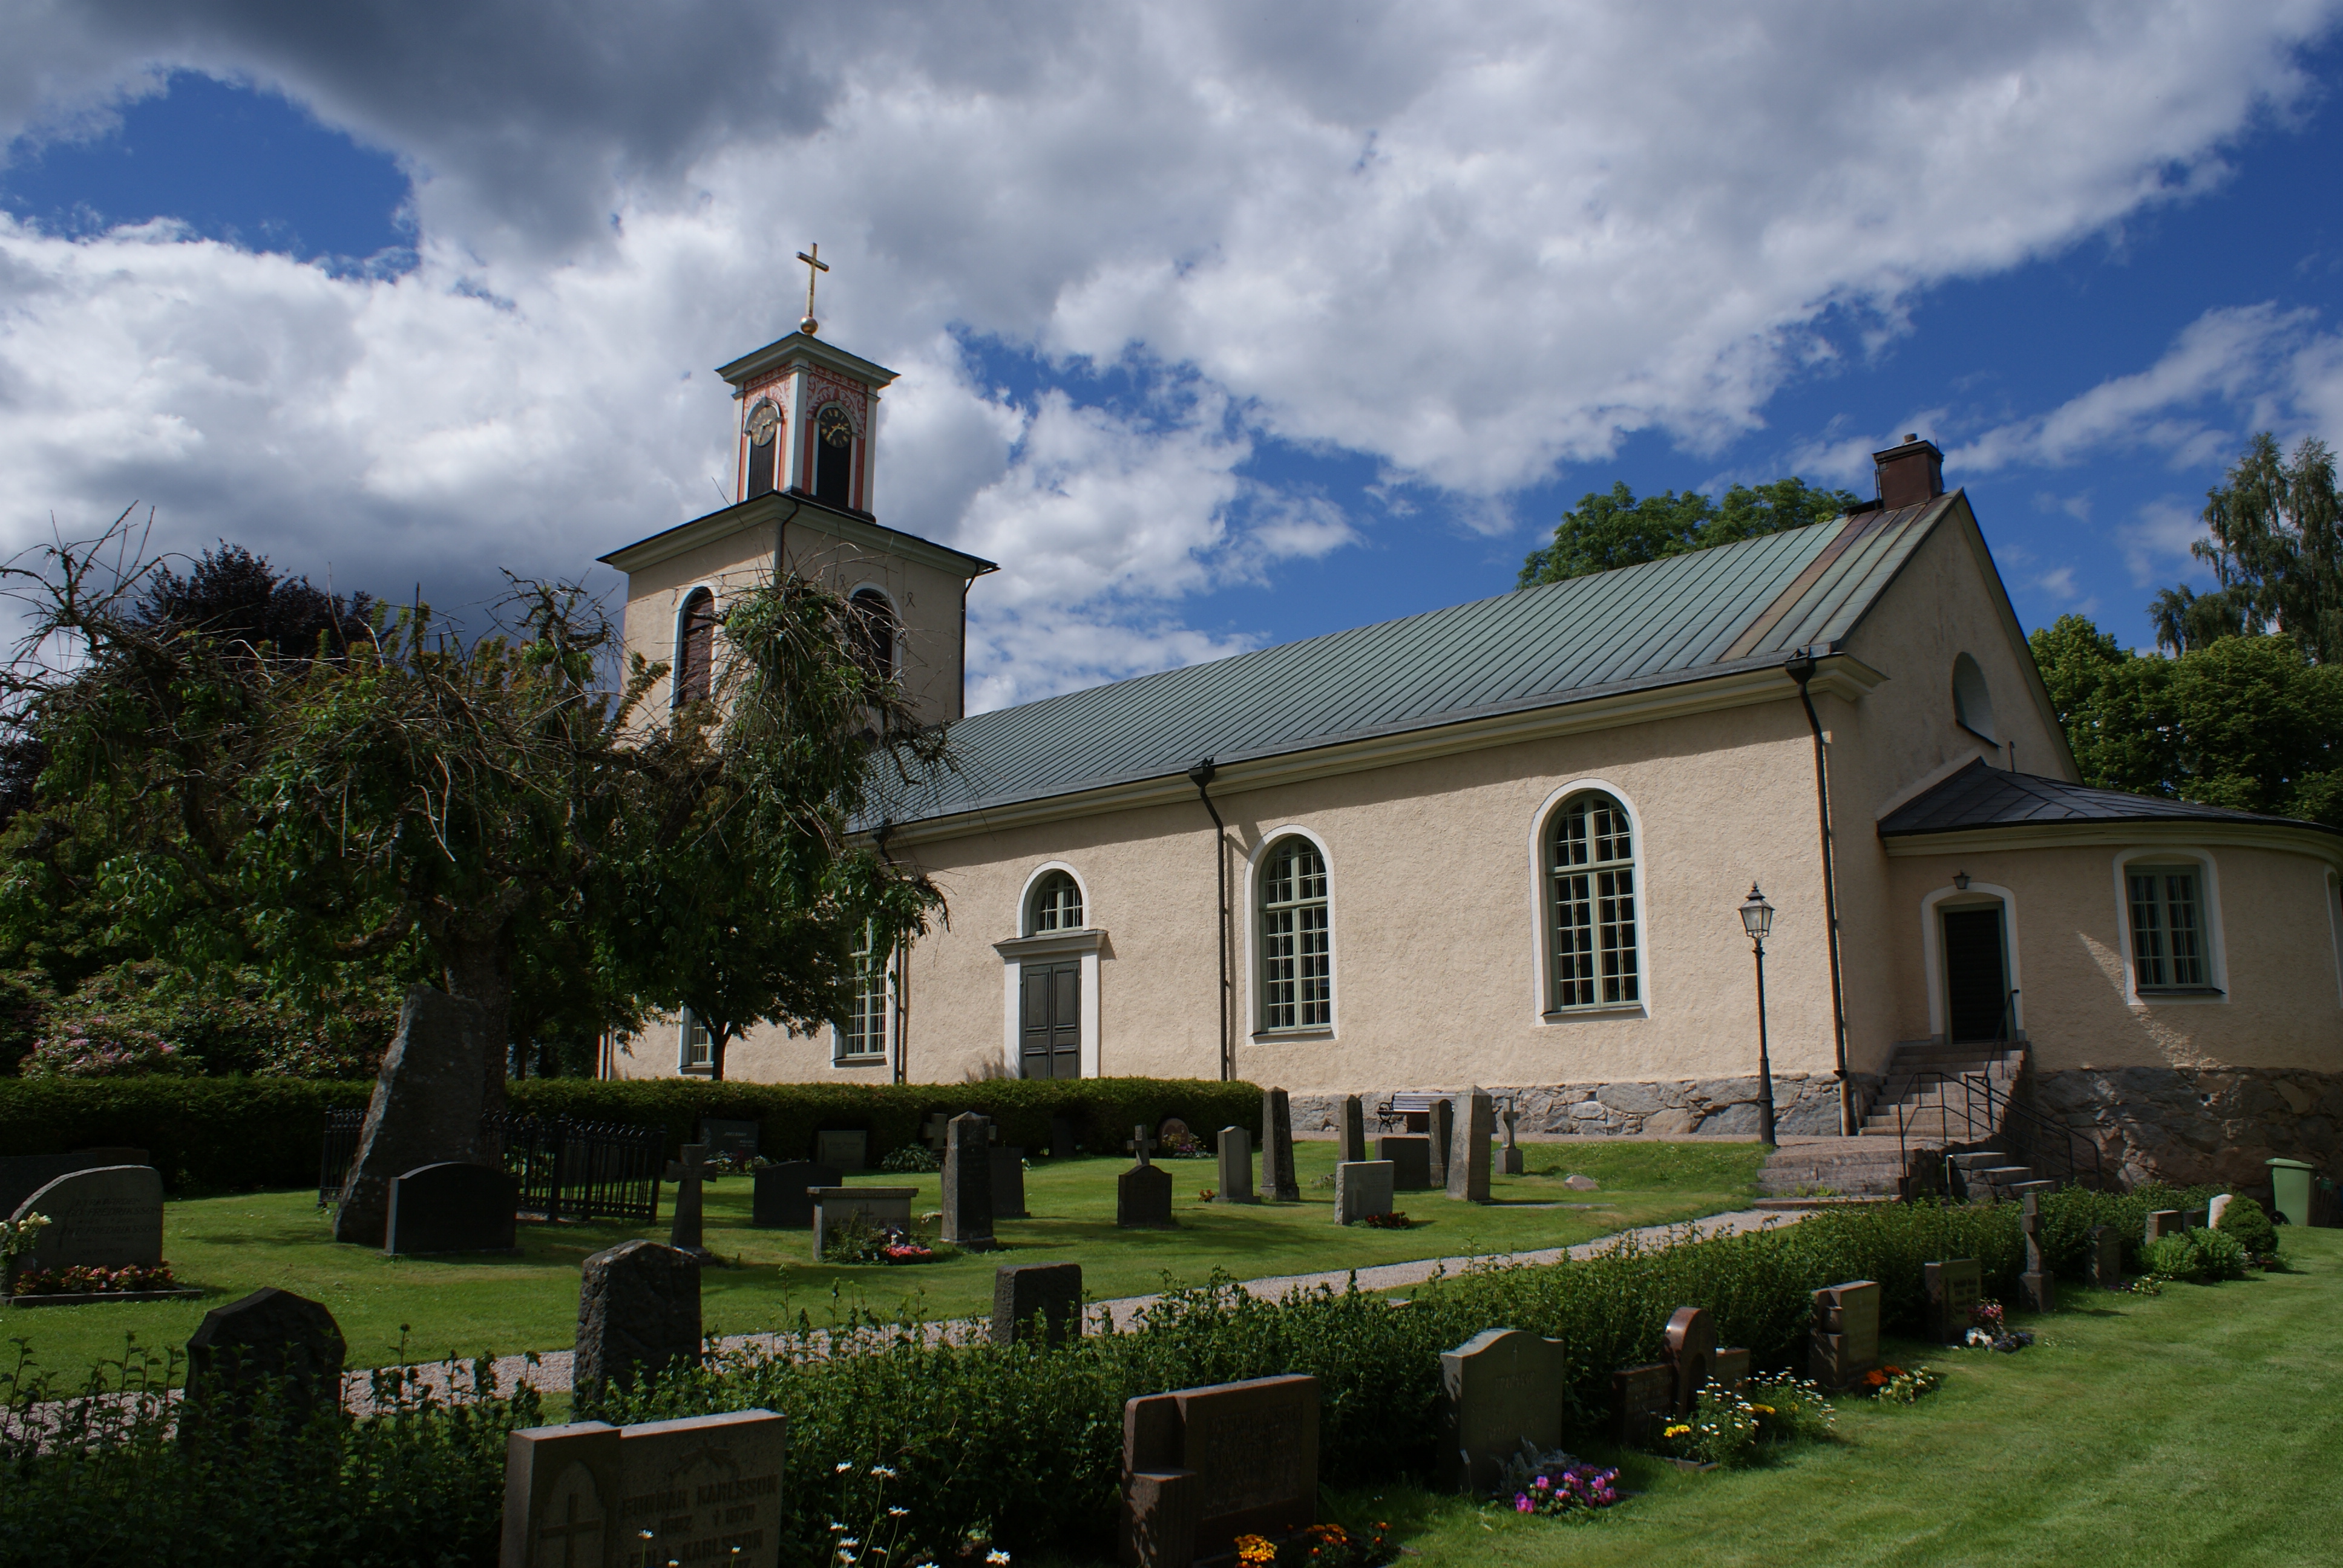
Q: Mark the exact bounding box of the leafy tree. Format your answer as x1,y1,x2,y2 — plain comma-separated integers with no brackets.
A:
2187,431,2343,662
2146,584,2247,656
1518,476,1861,587
138,540,374,659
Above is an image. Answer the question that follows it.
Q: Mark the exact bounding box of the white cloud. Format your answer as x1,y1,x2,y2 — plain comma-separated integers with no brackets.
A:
2122,498,2214,588
0,0,2338,702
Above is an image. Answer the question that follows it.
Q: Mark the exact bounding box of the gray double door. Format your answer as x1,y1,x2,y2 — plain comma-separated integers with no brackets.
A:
1020,961,1081,1079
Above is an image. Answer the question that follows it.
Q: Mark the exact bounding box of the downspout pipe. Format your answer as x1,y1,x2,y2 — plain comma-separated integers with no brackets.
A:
1784,650,1855,1137
1187,758,1231,1082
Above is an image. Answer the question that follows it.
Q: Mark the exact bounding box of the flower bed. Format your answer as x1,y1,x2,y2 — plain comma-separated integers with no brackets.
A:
11,1263,182,1296
819,1217,939,1266
1234,1521,1396,1566
1358,1211,1413,1230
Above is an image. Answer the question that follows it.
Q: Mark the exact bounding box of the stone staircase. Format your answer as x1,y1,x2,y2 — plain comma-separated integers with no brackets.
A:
1754,1137,1909,1206
1753,1040,2038,1207
1858,1039,2028,1141
1940,1148,2057,1205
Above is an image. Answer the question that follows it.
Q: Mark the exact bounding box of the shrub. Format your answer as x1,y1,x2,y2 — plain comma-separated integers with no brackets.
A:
2191,1226,2249,1281
0,1076,371,1192
2032,1181,2227,1276
2215,1194,2279,1259
879,1143,940,1172
17,1013,195,1077
2145,1232,2205,1281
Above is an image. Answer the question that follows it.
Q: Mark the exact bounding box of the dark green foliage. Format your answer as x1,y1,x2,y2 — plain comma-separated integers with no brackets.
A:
1518,477,1860,587
2215,1194,2279,1257
0,1076,370,1192
2188,431,2343,665
2030,1182,2224,1276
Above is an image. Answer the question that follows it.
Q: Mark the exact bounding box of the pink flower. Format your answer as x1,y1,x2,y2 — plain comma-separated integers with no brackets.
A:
1515,1495,1532,1513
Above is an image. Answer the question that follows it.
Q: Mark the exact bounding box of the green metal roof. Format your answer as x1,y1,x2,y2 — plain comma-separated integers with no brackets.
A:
878,492,1958,827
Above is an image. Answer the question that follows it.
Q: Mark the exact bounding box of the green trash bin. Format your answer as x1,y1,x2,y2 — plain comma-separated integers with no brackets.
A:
2267,1157,2316,1227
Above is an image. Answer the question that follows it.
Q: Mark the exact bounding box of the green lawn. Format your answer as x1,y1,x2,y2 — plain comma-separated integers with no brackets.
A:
1340,1227,2343,1568
5,1138,1763,1382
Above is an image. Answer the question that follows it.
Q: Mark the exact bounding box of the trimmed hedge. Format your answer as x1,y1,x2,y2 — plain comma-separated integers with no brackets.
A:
0,1074,1260,1193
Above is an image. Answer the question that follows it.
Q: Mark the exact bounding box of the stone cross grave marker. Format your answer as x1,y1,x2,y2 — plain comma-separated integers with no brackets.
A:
574,1240,700,1413
2020,1192,2056,1312
1924,1258,1982,1344
813,1129,868,1172
385,1161,519,1256
333,984,487,1248
1810,1280,1881,1390
502,1407,785,1568
1339,1095,1366,1165
749,1161,839,1229
1446,1088,1493,1203
663,1143,715,1262
1426,1099,1453,1189
922,1112,952,1152
990,1146,1029,1219
1498,1101,1524,1177
808,1187,916,1259
1610,1362,1673,1447
182,1287,346,1444
1259,1088,1300,1201
2089,1224,2124,1289
942,1112,998,1250
1119,1127,1176,1229
2146,1209,2184,1244
1662,1305,1716,1414
1334,1160,1394,1225
992,1261,1083,1347
1440,1328,1565,1495
1121,1374,1319,1568
1374,1135,1431,1192
8,1163,164,1279
1215,1128,1257,1204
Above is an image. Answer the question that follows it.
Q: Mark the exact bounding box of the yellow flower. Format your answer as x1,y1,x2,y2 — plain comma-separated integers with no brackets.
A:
1663,1423,1691,1438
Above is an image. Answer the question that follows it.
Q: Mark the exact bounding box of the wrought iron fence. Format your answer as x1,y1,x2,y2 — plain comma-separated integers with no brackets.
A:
317,1109,665,1223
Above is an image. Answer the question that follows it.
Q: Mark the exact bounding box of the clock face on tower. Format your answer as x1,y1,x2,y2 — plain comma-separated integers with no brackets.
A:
746,399,780,446
816,404,853,448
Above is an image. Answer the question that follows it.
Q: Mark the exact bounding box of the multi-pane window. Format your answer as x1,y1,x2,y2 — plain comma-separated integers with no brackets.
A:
1260,837,1332,1030
678,1009,713,1071
2129,866,2208,990
841,924,891,1060
1028,871,1083,933
1550,792,1639,1010
849,589,896,683
674,589,715,707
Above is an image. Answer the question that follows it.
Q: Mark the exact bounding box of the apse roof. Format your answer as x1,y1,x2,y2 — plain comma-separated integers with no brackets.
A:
880,493,1962,826
1876,759,2337,837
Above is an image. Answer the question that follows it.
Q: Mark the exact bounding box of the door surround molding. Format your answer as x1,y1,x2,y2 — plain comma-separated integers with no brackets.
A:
994,929,1104,1078
1919,881,2024,1042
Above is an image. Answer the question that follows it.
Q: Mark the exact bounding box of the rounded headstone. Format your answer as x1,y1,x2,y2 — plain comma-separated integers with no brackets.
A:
10,1164,164,1275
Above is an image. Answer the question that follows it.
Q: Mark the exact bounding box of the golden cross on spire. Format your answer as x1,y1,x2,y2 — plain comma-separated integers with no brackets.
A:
796,243,830,335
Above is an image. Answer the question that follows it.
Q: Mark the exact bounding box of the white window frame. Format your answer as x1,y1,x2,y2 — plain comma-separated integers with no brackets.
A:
996,861,1100,1077
1527,780,1651,1024
677,1008,714,1074
2111,848,2228,1005
833,923,896,1065
1245,827,1338,1040
1920,881,2026,1041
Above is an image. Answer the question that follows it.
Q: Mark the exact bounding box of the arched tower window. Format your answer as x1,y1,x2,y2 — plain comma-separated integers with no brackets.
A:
1259,835,1332,1030
674,588,716,707
743,397,780,500
849,589,896,682
1027,870,1084,934
1549,791,1639,1010
813,403,855,509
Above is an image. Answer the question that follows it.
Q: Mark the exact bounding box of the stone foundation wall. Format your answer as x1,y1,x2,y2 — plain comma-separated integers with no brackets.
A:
1288,1073,1878,1141
2031,1067,2343,1200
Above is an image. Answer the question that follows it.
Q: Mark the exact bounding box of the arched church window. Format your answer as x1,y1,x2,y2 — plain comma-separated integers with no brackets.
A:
674,588,716,707
849,589,896,682
1953,653,1996,741
744,398,780,499
1260,836,1332,1030
1549,791,1638,1010
1027,871,1083,934
814,403,854,508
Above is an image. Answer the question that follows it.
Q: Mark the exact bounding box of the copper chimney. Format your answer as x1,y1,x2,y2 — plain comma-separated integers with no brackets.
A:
1873,434,1944,511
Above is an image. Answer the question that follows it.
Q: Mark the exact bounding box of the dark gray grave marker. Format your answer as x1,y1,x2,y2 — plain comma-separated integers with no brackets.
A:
1440,1327,1565,1494
333,984,487,1247
814,1129,868,1172
1447,1088,1493,1203
1121,1374,1319,1566
941,1113,998,1250
698,1118,759,1160
1214,1127,1257,1203
1259,1089,1300,1201
8,1164,163,1277
749,1161,839,1229
1375,1134,1432,1192
1427,1099,1453,1189
1610,1362,1673,1446
1050,1114,1078,1159
183,1287,346,1442
664,1142,715,1262
502,1408,785,1568
384,1161,517,1256
1498,1102,1524,1177
2146,1208,2184,1243
1339,1096,1366,1165
1334,1160,1394,1224
992,1261,1083,1346
2020,1192,2056,1313
1662,1305,1715,1414
2090,1224,2124,1289
1924,1258,1983,1344
1118,1126,1175,1229
991,1146,1029,1219
1809,1279,1881,1390
574,1240,700,1412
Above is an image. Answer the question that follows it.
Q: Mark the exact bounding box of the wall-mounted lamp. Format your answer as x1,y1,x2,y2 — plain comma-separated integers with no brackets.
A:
1953,871,1970,892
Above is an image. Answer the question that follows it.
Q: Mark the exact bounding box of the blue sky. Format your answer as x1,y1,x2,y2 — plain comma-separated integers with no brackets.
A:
4,4,2341,708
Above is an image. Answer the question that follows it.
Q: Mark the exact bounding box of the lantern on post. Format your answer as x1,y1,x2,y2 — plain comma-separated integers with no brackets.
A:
1738,883,1778,1146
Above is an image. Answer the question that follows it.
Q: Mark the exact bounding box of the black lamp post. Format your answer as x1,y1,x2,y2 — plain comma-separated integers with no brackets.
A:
1740,883,1779,1146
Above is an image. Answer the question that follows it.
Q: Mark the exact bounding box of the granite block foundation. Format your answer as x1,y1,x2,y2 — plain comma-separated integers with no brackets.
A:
1289,1074,1864,1141
2031,1067,2343,1202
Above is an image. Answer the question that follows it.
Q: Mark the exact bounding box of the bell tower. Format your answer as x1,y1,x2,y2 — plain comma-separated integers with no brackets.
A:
719,243,896,517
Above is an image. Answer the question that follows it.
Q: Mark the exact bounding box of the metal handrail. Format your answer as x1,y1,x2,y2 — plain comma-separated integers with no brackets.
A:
1893,1059,2109,1197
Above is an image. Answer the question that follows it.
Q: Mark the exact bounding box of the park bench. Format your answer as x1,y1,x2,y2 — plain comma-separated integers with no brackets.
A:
1375,1092,1444,1133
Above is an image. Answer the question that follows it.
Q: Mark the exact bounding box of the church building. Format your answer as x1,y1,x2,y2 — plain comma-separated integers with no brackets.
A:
598,307,2343,1195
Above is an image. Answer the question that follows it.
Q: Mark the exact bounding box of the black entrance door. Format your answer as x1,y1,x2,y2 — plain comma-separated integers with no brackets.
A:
1020,961,1081,1079
1942,907,2008,1042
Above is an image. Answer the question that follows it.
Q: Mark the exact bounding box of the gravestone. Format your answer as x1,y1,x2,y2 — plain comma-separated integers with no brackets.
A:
384,1162,519,1256
699,1118,759,1160
1118,1128,1176,1230
1214,1128,1257,1203
0,1148,148,1221
183,1287,347,1440
921,1112,952,1152
1334,1160,1394,1225
1662,1305,1716,1414
664,1143,715,1263
2020,1192,2056,1313
749,1161,839,1229
992,1261,1083,1347
1339,1096,1367,1165
1809,1280,1881,1390
1610,1362,1673,1446
1440,1327,1565,1494
991,1146,1030,1219
2089,1224,2125,1289
1375,1135,1432,1192
1711,1346,1751,1391
1446,1088,1493,1203
2208,1192,2234,1228
333,984,487,1247
813,1129,868,1172
1498,1102,1524,1177
8,1164,164,1278
1158,1117,1193,1153
502,1408,785,1568
810,1186,917,1258
941,1112,998,1251
1051,1114,1079,1159
1923,1258,1983,1345
1426,1099,1454,1189
1258,1089,1300,1202
574,1240,701,1410
2146,1209,2184,1244
1121,1374,1319,1568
